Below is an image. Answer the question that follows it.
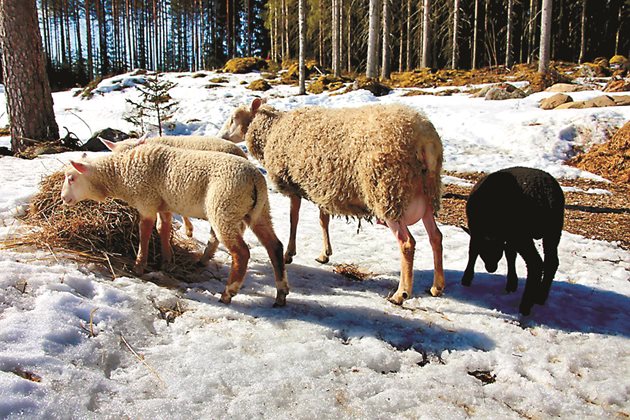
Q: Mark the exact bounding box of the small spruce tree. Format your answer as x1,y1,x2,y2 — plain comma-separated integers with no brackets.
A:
124,73,178,136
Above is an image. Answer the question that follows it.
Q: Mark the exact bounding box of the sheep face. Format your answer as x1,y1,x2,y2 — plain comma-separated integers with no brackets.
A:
61,161,106,205
475,236,504,273
219,98,263,143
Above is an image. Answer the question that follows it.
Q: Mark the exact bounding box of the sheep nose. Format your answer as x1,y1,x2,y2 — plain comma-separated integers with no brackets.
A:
61,195,73,205
485,262,498,273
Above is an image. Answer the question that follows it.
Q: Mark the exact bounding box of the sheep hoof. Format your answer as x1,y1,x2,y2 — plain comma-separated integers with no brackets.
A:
273,290,288,307
519,303,532,316
284,254,293,264
387,293,405,306
219,293,232,305
315,255,329,264
429,286,443,297
133,264,145,276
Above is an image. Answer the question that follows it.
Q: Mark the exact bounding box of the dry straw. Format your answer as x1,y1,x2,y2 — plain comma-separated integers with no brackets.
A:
1,171,203,282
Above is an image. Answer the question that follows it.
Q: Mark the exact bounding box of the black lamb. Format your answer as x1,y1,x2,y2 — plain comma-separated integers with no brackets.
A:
461,166,565,315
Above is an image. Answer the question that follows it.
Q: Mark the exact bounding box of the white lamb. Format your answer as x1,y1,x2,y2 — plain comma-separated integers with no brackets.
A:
101,135,248,237
60,143,289,306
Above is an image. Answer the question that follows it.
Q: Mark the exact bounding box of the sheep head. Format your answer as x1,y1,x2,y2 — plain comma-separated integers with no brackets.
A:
472,234,505,273
61,160,107,205
219,98,264,143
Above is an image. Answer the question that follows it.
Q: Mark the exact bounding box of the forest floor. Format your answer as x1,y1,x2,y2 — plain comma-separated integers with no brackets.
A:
439,172,630,250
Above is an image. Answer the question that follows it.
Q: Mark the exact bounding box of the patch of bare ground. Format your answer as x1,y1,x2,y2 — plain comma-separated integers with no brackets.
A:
439,171,630,250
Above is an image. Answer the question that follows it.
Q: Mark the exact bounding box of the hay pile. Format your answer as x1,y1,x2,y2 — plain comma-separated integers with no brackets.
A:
2,171,203,281
568,121,630,184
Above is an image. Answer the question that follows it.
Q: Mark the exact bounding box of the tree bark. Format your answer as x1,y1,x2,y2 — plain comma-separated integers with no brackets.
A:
578,0,586,63
421,0,430,67
405,0,412,70
472,0,479,69
381,0,390,79
505,0,513,67
298,0,306,94
366,0,379,77
538,0,552,74
451,0,459,69
332,0,340,76
0,0,59,151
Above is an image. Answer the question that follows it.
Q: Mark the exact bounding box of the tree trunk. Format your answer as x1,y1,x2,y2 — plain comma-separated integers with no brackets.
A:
0,0,59,151
318,0,323,65
472,0,479,69
538,0,552,74
578,0,587,63
381,0,390,79
405,0,411,70
298,0,306,94
421,0,430,67
505,0,513,67
451,0,459,69
366,0,379,77
528,0,537,64
332,0,340,76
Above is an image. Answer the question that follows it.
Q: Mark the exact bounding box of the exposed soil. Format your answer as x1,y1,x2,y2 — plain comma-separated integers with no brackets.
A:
438,171,630,250
567,121,630,184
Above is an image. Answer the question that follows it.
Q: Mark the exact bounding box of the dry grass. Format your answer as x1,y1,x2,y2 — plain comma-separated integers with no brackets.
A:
333,263,373,281
1,171,203,282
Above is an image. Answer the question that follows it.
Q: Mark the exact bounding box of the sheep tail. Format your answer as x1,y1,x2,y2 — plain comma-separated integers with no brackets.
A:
416,136,443,215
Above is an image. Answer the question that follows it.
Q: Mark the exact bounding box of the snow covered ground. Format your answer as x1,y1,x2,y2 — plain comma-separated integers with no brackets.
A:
0,71,629,419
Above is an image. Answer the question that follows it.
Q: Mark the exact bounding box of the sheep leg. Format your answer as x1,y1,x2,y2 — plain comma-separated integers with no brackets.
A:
538,233,560,305
135,215,157,275
220,236,250,304
385,220,416,305
515,238,543,316
199,228,220,265
422,209,444,297
250,217,290,307
183,216,194,238
315,209,333,264
461,243,478,287
157,211,174,266
284,195,301,264
505,242,518,293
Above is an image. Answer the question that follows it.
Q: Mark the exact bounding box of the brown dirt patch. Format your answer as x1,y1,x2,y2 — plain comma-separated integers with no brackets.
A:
438,171,630,250
567,121,630,184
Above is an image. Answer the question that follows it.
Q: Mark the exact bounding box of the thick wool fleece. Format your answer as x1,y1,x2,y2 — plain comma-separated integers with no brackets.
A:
247,103,443,220
114,135,247,159
84,144,267,243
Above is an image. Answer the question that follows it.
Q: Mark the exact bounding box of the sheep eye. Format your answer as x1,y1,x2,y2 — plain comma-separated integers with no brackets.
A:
67,174,74,183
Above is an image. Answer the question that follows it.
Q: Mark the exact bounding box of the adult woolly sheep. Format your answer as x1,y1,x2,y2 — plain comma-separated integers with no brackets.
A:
101,135,247,237
219,98,444,305
461,166,565,315
60,143,289,306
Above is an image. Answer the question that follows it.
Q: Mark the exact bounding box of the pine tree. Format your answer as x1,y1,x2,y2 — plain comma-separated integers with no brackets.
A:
124,74,179,136
0,0,59,152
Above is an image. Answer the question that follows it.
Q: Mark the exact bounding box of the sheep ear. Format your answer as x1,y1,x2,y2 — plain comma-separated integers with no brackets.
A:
251,98,263,114
70,160,90,174
461,225,470,235
100,138,118,151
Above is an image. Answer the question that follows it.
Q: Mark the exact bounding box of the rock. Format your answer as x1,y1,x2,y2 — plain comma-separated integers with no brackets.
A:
82,128,130,152
352,79,391,97
545,83,589,93
484,84,527,100
579,63,611,78
222,57,268,74
609,55,628,70
583,95,616,108
247,79,272,91
604,79,630,92
0,146,12,156
555,101,589,110
540,93,572,110
612,95,630,106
